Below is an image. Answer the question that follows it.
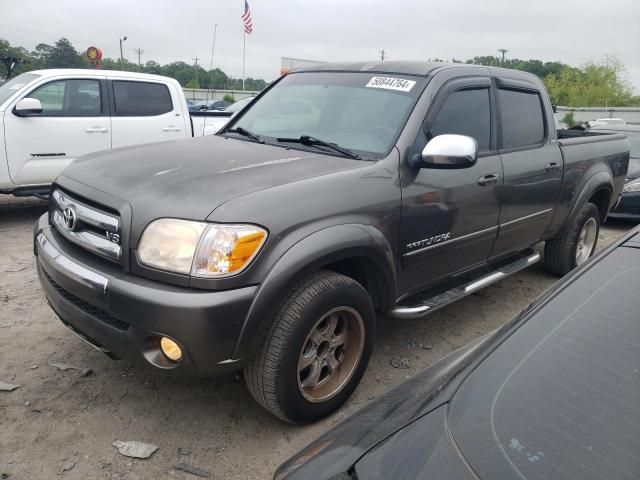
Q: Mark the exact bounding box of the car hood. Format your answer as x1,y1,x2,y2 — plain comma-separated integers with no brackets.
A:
275,334,493,480
57,135,364,237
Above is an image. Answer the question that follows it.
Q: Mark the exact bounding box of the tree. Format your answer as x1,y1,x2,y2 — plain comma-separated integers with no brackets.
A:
544,57,635,107
185,79,200,89
33,38,86,69
143,60,162,75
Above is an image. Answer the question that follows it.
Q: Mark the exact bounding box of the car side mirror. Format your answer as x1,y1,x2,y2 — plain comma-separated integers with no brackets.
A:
411,134,478,169
14,98,43,117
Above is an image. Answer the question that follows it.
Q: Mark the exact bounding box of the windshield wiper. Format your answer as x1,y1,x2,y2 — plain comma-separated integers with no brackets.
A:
276,135,360,160
225,127,264,144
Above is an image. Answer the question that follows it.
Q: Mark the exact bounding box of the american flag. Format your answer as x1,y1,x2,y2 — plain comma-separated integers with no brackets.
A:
242,0,253,34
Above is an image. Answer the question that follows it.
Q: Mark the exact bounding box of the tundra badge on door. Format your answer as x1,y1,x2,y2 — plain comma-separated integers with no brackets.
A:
406,232,451,250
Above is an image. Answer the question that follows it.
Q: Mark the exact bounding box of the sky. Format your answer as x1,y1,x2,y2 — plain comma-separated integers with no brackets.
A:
1,0,639,91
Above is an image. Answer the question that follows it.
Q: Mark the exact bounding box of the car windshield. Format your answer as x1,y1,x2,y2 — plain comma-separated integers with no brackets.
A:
225,96,253,113
448,245,640,480
0,73,40,108
228,71,427,159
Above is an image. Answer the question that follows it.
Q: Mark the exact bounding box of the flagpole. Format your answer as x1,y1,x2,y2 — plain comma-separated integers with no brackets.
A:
242,31,246,91
206,23,218,103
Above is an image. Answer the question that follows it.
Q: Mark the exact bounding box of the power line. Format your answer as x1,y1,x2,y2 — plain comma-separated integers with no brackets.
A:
133,47,144,67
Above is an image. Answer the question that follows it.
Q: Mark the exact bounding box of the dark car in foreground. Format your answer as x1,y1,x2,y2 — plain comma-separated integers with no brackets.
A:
276,224,640,479
589,124,640,221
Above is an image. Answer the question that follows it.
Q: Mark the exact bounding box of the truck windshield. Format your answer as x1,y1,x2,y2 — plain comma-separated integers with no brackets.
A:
0,73,40,108
228,72,427,159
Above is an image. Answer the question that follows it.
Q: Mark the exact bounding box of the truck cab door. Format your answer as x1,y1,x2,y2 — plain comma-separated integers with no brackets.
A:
489,80,563,257
109,79,186,148
399,77,502,295
3,77,110,186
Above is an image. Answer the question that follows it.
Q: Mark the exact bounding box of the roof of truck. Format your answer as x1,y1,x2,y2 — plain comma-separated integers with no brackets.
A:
29,68,179,84
294,61,542,83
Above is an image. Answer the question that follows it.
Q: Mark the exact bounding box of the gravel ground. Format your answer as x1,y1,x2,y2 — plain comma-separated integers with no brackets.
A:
0,194,634,479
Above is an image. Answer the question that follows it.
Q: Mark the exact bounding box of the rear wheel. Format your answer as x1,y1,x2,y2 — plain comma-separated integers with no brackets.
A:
244,270,375,424
544,202,600,275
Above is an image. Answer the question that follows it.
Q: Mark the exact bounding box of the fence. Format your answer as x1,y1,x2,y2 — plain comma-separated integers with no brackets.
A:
554,106,640,125
182,88,259,103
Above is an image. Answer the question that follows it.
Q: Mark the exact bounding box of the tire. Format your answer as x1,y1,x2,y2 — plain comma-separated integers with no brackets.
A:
244,270,375,424
544,202,600,276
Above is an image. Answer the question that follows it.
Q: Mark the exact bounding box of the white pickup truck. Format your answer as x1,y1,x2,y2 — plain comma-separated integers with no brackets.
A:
0,69,239,197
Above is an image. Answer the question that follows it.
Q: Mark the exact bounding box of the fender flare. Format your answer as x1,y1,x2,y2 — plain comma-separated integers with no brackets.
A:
561,171,613,231
231,224,396,360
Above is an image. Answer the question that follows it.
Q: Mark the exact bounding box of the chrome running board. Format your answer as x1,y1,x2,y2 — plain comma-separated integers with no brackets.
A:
391,249,540,319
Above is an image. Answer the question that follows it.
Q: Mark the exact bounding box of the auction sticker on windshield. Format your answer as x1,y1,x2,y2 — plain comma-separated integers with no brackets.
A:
366,76,416,92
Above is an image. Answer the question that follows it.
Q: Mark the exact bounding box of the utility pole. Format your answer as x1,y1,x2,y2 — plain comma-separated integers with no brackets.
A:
193,56,200,85
498,48,508,66
133,48,144,68
379,49,386,62
119,36,127,69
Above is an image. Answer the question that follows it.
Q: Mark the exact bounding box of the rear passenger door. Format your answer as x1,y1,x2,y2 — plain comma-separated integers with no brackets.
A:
490,79,563,257
109,79,186,148
399,77,502,294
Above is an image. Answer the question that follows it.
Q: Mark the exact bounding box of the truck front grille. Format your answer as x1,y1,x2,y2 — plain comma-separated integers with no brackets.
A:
50,188,122,263
43,270,129,331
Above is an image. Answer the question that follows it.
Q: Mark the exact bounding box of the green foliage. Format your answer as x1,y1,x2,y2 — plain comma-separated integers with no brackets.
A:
544,57,637,107
561,112,576,127
0,37,269,91
33,38,87,69
458,54,639,107
223,94,235,103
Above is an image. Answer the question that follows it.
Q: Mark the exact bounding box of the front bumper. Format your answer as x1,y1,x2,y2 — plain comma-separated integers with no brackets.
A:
35,214,257,376
608,191,640,220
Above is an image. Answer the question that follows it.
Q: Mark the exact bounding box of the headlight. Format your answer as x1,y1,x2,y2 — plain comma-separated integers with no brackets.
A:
138,219,267,277
623,179,640,193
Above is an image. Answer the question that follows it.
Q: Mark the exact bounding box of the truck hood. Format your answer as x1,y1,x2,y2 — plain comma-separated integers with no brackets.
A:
58,135,364,233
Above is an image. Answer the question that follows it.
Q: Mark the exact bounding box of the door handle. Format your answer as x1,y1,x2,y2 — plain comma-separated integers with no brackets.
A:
478,173,500,186
545,162,561,172
162,126,182,132
85,127,108,133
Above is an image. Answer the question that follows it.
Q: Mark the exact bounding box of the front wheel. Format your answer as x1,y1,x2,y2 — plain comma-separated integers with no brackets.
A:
244,271,375,424
544,202,600,276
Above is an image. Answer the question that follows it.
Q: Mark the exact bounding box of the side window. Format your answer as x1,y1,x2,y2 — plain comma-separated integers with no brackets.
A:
113,81,173,116
29,79,101,116
430,88,491,151
498,89,545,149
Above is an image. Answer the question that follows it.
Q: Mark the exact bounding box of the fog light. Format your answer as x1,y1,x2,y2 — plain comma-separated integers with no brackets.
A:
160,337,182,362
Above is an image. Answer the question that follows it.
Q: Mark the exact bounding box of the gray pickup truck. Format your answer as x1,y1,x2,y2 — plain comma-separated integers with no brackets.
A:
34,61,630,423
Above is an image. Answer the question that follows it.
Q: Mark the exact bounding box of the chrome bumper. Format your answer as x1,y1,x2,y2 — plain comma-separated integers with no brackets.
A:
36,232,108,294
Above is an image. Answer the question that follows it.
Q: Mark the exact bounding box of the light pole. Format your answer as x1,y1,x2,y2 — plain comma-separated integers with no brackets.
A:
498,48,508,66
119,36,127,70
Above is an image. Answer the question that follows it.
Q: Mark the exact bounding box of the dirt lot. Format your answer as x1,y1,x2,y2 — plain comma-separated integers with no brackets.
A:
0,194,634,479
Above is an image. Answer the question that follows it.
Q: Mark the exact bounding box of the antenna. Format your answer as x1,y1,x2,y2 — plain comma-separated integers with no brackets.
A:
206,24,218,103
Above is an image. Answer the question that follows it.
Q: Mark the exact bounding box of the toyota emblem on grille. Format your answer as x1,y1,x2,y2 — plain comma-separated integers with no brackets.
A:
62,207,77,231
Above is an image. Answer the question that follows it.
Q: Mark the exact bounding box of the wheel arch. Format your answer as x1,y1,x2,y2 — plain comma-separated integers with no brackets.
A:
232,224,396,360
562,171,613,230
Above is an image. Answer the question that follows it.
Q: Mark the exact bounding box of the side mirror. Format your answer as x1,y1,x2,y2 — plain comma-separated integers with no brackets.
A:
412,134,478,169
14,98,43,117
